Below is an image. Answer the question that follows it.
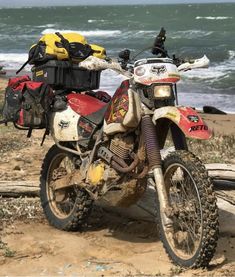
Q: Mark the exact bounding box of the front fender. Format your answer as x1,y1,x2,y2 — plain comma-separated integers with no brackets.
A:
152,106,212,140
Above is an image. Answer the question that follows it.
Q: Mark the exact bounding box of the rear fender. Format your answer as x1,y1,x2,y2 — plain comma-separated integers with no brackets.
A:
152,106,212,140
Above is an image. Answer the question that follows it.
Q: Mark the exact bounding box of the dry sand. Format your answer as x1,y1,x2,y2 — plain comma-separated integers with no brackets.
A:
0,76,235,276
0,77,7,92
201,113,235,136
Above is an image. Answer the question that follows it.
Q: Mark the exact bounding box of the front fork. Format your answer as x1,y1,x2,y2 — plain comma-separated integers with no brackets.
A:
141,115,172,228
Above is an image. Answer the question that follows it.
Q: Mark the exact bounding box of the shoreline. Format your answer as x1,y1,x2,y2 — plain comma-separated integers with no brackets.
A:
1,69,31,79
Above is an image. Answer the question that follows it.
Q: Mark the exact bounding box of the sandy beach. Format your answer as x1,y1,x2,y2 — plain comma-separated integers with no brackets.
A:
0,76,7,92
200,113,235,136
0,0,234,275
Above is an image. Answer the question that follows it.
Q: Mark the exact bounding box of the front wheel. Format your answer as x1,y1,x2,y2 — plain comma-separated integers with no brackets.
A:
157,150,219,268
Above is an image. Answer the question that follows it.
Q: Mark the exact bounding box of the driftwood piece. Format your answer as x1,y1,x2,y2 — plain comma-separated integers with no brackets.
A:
101,184,235,223
216,190,235,206
0,181,39,197
0,163,234,198
206,163,235,181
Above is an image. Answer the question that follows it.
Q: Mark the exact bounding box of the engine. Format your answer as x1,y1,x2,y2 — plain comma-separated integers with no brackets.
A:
109,134,134,160
86,133,147,207
87,134,135,186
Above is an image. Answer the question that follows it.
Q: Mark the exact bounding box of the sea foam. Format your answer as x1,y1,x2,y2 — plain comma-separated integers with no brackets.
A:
87,19,106,23
0,53,29,70
171,30,213,39
41,28,121,37
36,24,55,28
196,16,233,20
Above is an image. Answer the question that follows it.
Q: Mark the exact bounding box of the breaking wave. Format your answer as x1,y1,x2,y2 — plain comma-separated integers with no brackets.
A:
0,53,29,70
196,16,233,20
36,24,55,28
87,19,107,23
41,28,121,37
171,30,213,39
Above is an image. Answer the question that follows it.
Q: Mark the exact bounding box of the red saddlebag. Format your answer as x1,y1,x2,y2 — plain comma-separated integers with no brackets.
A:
2,75,54,129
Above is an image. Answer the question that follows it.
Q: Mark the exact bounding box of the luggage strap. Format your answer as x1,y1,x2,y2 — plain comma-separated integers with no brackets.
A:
16,59,29,75
55,32,71,58
55,32,93,60
40,113,50,146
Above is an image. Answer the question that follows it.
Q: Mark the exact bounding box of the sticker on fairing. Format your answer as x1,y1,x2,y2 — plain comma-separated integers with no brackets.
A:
189,125,208,132
187,115,199,123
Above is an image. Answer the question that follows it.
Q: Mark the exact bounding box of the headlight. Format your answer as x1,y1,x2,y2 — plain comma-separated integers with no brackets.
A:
153,85,172,99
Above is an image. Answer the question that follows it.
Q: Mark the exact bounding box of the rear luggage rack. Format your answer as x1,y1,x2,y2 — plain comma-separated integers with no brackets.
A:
32,60,101,91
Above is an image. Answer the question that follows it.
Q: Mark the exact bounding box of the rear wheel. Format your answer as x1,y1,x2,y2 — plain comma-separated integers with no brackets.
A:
40,144,93,231
157,150,218,268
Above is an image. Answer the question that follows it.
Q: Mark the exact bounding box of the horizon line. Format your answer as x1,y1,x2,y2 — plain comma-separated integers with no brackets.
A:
1,1,235,8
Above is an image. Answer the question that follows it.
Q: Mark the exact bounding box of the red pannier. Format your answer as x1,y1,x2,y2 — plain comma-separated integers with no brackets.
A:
2,75,53,129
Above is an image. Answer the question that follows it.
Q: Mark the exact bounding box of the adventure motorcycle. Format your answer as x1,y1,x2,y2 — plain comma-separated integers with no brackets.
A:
40,28,219,268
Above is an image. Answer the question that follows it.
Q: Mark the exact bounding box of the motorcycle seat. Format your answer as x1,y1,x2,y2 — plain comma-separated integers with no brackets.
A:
83,104,108,125
67,93,108,125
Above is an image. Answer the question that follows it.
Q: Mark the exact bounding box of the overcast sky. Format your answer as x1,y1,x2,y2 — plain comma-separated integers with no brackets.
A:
0,0,235,7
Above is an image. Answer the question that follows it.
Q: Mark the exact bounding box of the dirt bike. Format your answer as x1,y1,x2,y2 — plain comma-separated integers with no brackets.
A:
40,28,219,268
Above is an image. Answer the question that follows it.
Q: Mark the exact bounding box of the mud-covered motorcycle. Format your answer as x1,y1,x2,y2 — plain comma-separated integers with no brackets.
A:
40,28,219,268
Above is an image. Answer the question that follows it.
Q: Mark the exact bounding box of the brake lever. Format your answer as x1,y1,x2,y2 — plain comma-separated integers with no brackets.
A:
172,54,184,67
118,49,131,69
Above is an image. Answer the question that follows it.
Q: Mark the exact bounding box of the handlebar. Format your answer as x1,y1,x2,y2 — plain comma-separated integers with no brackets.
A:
79,56,133,78
79,54,210,78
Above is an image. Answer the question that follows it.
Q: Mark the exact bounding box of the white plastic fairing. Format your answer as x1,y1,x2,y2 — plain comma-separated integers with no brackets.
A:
51,106,80,141
134,58,180,85
177,55,210,71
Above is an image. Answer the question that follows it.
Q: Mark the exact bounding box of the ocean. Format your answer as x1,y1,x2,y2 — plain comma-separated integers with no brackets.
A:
0,3,234,112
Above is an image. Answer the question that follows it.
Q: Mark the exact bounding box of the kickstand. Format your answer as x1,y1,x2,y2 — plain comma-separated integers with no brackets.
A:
41,129,49,146
0,120,7,126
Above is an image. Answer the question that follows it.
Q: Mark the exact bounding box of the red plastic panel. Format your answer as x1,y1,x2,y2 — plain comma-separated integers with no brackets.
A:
67,93,106,116
177,107,212,139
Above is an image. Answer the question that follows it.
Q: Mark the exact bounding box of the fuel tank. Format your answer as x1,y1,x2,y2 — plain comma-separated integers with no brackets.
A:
103,80,141,135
